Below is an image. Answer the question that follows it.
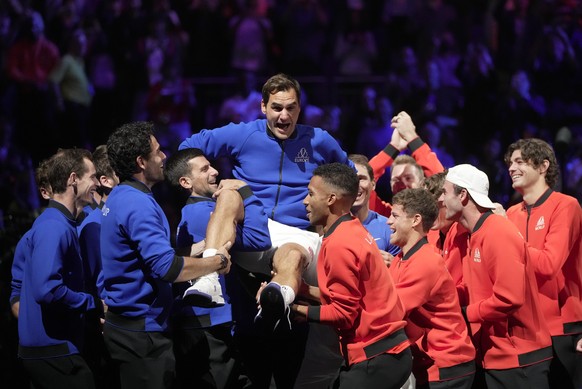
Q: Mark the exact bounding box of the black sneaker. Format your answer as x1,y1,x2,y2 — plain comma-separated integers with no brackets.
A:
254,283,291,332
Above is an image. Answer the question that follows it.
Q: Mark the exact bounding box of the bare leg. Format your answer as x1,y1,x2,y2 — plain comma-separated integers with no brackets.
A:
256,243,310,331
270,243,308,296
183,189,244,307
205,189,244,249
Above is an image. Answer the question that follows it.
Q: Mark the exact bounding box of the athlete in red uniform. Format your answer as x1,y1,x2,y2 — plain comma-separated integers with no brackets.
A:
388,188,475,388
441,164,553,389
505,138,582,388
293,163,412,389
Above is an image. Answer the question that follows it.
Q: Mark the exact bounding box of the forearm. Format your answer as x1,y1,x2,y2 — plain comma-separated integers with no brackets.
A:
175,254,225,282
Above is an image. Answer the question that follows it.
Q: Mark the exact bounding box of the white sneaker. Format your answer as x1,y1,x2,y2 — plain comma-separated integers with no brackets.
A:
182,272,225,307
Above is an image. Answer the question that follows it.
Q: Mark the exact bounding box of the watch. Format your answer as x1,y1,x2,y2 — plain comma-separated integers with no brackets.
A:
217,253,228,270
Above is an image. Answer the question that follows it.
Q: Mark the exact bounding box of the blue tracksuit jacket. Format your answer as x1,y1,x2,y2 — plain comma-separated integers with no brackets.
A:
18,200,96,359
100,179,182,332
179,119,353,229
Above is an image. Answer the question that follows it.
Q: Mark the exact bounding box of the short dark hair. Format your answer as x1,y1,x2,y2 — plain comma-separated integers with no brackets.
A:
313,163,358,201
92,145,115,179
392,188,438,233
92,145,115,196
107,121,154,182
35,158,51,194
262,73,301,106
348,153,373,180
164,148,205,189
504,138,560,188
46,148,92,194
423,171,447,201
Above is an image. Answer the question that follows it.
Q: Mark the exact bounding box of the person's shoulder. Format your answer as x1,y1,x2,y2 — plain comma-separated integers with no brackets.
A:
182,198,215,213
506,202,523,216
369,210,388,223
550,190,580,207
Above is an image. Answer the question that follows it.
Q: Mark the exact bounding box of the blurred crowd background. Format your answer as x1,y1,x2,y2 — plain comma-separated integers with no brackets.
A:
0,0,582,383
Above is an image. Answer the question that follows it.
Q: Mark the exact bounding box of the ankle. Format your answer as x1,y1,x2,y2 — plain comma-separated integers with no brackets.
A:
203,248,218,258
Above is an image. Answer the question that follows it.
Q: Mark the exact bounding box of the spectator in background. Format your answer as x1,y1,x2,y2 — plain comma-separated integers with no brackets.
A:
6,11,60,163
50,28,94,150
458,41,497,156
478,138,513,207
333,5,378,76
145,59,196,152
217,71,263,125
420,121,455,168
229,0,277,79
492,0,542,74
353,86,394,159
278,0,330,75
531,26,581,127
181,0,230,76
496,69,546,148
45,1,80,53
385,46,427,117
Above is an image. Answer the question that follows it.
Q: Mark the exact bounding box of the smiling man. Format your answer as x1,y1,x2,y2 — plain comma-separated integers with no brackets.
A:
179,73,353,230
17,148,100,389
294,163,411,389
439,164,553,389
101,122,231,389
178,74,354,387
505,138,582,389
349,154,400,264
387,188,475,389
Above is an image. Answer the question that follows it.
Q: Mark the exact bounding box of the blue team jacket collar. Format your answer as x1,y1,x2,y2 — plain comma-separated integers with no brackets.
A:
186,196,215,205
121,178,152,193
47,199,77,222
266,124,298,140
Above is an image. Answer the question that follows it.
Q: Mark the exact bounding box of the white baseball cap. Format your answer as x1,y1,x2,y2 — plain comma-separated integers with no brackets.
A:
446,164,496,209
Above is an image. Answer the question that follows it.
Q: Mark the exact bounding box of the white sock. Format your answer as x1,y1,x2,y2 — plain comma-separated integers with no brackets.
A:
278,283,296,306
201,249,219,280
203,248,218,258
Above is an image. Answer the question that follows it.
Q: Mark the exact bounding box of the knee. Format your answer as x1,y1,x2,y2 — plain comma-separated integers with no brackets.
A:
214,190,244,218
273,243,308,270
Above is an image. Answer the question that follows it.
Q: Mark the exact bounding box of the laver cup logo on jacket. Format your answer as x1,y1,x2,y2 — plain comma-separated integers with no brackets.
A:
473,248,481,263
295,148,310,163
535,216,545,231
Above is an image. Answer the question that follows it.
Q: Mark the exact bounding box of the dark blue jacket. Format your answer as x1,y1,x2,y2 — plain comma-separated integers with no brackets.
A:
173,186,271,328
18,200,96,359
101,179,182,332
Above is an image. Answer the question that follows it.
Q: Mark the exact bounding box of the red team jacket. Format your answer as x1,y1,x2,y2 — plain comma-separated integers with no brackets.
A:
463,212,552,369
432,222,470,306
506,189,582,337
389,238,475,384
307,215,409,366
